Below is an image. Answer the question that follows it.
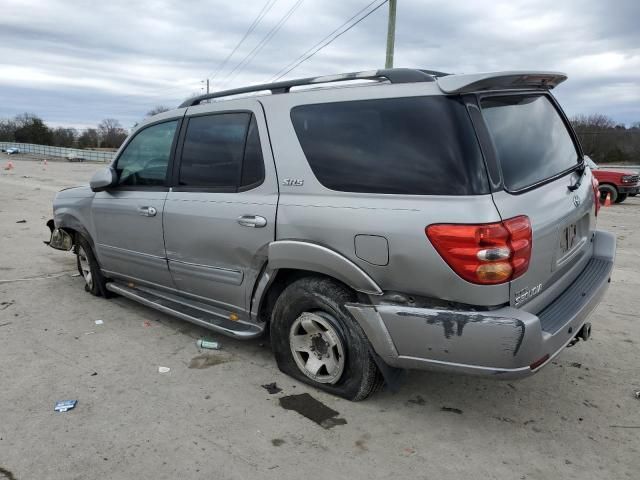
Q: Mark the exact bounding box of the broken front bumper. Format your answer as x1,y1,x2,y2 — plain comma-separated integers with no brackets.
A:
346,230,616,379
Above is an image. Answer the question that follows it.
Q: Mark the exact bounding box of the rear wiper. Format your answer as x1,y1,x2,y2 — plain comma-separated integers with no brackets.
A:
568,161,587,191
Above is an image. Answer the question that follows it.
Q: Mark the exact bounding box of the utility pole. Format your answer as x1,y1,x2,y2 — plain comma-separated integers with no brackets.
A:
201,79,210,94
385,0,397,69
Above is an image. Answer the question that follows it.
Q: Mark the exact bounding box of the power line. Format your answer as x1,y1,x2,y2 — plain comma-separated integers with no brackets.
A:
219,0,305,88
209,0,278,81
268,0,382,82
271,0,388,82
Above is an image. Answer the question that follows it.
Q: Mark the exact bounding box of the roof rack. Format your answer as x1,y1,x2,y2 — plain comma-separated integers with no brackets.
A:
179,68,450,108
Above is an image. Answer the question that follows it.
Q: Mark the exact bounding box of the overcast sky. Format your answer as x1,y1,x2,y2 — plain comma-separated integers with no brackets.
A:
0,0,638,130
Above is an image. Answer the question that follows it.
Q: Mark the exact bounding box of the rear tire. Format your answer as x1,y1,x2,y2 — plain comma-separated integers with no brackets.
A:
76,236,111,298
598,184,618,204
270,276,384,401
615,193,628,203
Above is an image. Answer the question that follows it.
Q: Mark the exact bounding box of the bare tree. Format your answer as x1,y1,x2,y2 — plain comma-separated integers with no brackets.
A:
51,127,77,148
98,118,128,148
78,128,100,149
146,105,171,117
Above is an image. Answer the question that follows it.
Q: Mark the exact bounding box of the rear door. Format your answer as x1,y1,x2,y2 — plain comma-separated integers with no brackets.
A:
477,93,594,312
163,100,277,317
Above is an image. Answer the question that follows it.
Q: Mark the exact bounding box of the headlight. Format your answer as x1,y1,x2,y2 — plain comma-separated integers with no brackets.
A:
622,175,637,183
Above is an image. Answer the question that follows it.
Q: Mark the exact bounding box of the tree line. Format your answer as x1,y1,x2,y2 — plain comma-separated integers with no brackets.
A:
0,106,170,150
571,114,640,164
0,108,638,162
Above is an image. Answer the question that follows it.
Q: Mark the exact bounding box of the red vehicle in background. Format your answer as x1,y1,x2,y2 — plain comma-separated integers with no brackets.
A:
586,157,640,204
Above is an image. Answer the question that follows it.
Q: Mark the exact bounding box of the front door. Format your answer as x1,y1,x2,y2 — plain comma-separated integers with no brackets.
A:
163,100,278,318
92,118,180,288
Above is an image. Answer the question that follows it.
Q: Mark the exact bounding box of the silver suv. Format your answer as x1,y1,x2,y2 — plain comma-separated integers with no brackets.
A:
48,68,616,400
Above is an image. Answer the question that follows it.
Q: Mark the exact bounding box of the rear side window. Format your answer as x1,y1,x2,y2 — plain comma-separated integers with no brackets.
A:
178,113,265,189
290,97,488,195
481,95,579,191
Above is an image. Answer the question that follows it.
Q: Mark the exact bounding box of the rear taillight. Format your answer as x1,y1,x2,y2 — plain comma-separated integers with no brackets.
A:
591,175,600,217
426,216,532,285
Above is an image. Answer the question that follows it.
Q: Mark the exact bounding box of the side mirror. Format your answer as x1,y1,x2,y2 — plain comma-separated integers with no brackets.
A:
90,167,117,192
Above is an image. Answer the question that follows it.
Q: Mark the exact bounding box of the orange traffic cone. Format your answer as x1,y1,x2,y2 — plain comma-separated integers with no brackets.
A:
4,160,14,170
604,192,612,207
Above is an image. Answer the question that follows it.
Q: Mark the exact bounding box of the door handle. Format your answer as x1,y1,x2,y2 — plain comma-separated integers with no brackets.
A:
138,206,157,217
237,215,267,228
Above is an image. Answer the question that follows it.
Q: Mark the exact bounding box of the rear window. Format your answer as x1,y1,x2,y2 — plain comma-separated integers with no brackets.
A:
481,95,579,191
290,97,488,195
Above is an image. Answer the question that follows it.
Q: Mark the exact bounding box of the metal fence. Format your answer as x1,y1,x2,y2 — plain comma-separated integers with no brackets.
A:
0,142,114,162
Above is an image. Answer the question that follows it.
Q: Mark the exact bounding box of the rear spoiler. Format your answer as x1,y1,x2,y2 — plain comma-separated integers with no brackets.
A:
437,71,567,94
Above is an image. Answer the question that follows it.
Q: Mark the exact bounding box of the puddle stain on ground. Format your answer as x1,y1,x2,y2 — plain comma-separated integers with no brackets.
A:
188,354,228,369
271,438,285,447
0,466,17,480
279,393,347,429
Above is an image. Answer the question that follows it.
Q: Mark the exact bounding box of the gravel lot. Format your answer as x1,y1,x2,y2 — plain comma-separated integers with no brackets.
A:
1,154,638,480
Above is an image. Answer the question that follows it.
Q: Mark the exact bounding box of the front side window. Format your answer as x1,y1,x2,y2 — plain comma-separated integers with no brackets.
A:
481,95,579,191
290,97,488,195
179,113,264,189
115,120,178,187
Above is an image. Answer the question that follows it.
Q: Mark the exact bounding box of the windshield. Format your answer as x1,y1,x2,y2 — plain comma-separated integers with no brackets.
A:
481,95,579,191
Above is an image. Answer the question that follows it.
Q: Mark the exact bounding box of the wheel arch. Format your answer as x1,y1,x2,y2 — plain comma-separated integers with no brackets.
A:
53,212,94,250
250,240,383,325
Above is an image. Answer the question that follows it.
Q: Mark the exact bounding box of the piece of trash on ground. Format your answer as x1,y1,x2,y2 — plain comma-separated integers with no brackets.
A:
70,273,81,277
196,339,221,350
84,331,95,335
158,366,170,373
143,320,152,327
441,406,463,414
94,319,104,325
634,390,640,399
262,382,282,394
15,219,26,223
54,400,77,412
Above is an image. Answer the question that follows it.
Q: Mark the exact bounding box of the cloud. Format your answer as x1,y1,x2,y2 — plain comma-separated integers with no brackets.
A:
0,0,638,128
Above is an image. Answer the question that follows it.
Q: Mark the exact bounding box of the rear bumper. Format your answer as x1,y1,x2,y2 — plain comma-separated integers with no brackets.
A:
347,230,616,379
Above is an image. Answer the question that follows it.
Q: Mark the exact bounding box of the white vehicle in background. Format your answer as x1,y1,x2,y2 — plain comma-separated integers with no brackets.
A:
6,147,20,154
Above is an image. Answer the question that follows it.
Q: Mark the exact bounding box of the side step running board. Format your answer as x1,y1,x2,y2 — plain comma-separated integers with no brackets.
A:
106,282,264,339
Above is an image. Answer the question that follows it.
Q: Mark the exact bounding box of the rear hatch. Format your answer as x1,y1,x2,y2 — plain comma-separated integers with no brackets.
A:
478,93,595,312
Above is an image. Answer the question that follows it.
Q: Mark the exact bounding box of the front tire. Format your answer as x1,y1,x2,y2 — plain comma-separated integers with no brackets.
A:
76,236,111,297
615,193,628,203
270,276,383,401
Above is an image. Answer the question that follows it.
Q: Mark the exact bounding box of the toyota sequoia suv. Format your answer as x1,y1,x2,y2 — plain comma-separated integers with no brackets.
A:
47,69,616,400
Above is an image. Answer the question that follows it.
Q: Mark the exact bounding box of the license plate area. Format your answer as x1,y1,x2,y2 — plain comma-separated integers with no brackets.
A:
559,223,578,255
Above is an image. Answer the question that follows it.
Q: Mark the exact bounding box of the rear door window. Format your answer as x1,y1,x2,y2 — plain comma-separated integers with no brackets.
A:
179,113,250,188
480,95,579,191
290,97,488,195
